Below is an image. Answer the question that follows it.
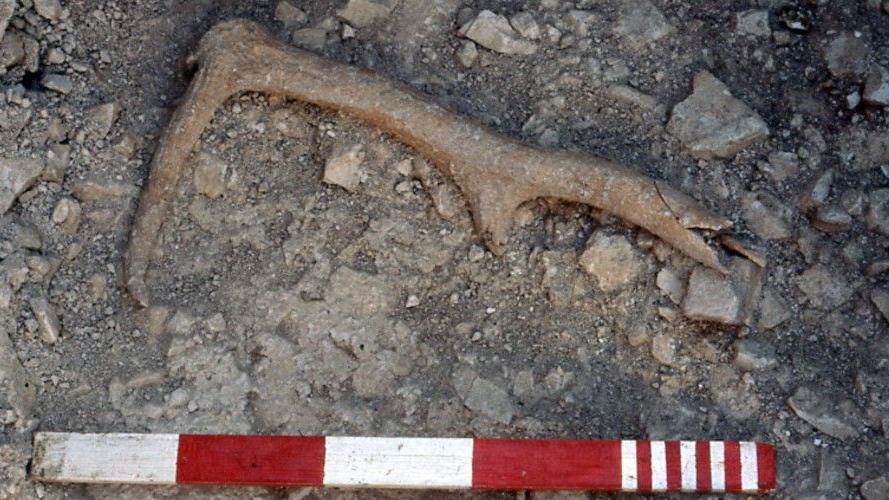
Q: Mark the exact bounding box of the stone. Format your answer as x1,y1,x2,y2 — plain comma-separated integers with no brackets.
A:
323,144,364,192
509,12,540,40
871,289,889,324
578,231,644,292
30,296,60,344
460,375,514,424
733,339,777,370
797,265,853,309
656,267,684,304
866,189,889,236
41,73,73,94
813,205,851,232
606,85,659,111
192,153,228,199
71,179,137,201
614,0,673,47
0,30,23,68
51,197,82,235
800,169,834,211
33,0,62,21
861,477,889,500
336,0,396,28
758,288,791,330
0,0,14,41
0,324,36,422
736,10,770,37
682,266,742,325
275,1,307,27
667,71,769,159
788,386,860,440
760,151,799,182
0,158,43,214
459,10,537,56
651,334,675,365
841,190,866,217
863,65,889,106
455,40,478,68
85,102,119,140
564,10,597,37
824,32,869,78
742,191,792,240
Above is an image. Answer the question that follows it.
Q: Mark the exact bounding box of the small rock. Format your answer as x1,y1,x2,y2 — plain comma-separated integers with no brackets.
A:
71,179,137,202
336,0,396,28
405,295,420,308
847,90,862,110
863,65,889,106
0,0,14,40
788,386,860,441
578,231,644,292
30,296,60,344
0,324,36,422
798,265,853,309
274,1,307,28
871,289,889,324
742,191,792,240
813,205,851,232
461,375,514,424
509,12,540,40
656,267,684,304
455,40,478,68
605,85,659,112
0,30,24,68
861,477,889,500
682,266,742,325
736,10,770,37
192,153,228,199
800,169,834,211
651,334,675,365
866,260,889,277
45,47,65,65
667,71,769,159
42,143,70,184
866,189,889,236
564,10,597,37
758,288,791,330
733,339,777,370
459,10,537,56
0,158,43,214
51,197,81,235
291,28,327,51
33,0,62,21
760,151,799,183
824,32,869,78
41,73,73,94
85,102,119,140
323,144,364,192
614,0,673,47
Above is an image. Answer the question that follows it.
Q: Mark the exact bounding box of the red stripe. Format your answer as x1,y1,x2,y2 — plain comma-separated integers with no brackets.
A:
636,440,652,492
665,441,681,491
176,435,325,486
695,440,711,492
472,439,621,490
756,442,777,492
723,441,742,492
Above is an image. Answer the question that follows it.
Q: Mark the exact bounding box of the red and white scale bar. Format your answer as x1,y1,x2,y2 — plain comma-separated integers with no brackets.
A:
32,433,776,494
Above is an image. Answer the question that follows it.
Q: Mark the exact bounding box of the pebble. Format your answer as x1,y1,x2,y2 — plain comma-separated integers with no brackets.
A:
274,1,307,28
459,10,537,56
71,179,137,201
41,73,73,94
85,102,119,140
863,65,889,106
509,12,540,40
578,231,644,292
788,386,860,441
759,151,799,182
866,189,889,236
736,10,771,37
323,144,364,192
742,191,792,240
861,477,889,500
51,197,81,234
733,339,777,371
336,0,395,28
0,0,14,39
455,40,478,68
758,289,791,330
871,289,889,324
291,28,327,51
460,374,514,424
192,153,228,199
0,324,36,421
813,205,851,232
682,266,742,325
823,32,869,78
797,265,853,310
0,31,24,69
614,0,673,47
33,0,62,22
667,71,769,159
650,334,675,365
800,169,834,211
405,295,420,308
0,157,43,214
655,267,684,304
29,295,61,344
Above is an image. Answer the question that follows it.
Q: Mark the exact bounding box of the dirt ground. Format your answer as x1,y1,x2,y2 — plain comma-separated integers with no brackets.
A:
1,0,889,498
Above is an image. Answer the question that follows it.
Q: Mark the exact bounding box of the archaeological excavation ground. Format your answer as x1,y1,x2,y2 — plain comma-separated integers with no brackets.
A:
1,0,889,498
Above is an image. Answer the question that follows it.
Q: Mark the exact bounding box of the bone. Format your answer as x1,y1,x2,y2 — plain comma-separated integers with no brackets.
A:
125,19,739,307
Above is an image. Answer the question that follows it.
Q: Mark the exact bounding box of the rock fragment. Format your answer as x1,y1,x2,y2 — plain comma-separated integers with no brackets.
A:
0,30,23,69
323,144,364,192
667,71,769,159
51,197,81,234
85,102,119,140
0,324,36,422
871,289,889,323
456,372,514,425
0,0,14,41
455,40,477,68
578,231,644,292
614,0,673,47
733,339,777,370
41,73,72,94
459,10,537,56
682,266,742,325
736,10,770,37
274,1,307,28
800,169,834,211
192,153,228,199
33,0,62,21
759,151,799,182
866,189,889,236
656,267,684,304
861,477,889,500
758,289,791,330
651,334,675,365
71,179,137,201
814,205,851,232
509,12,540,40
824,32,869,78
30,296,60,344
788,386,860,440
863,65,889,106
797,265,853,309
336,0,395,28
0,158,43,214
741,191,792,240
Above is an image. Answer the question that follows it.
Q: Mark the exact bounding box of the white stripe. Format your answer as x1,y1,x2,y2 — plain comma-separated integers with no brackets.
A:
740,441,759,492
323,437,473,488
620,440,637,491
710,441,725,492
32,432,178,484
679,441,697,491
650,441,667,491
